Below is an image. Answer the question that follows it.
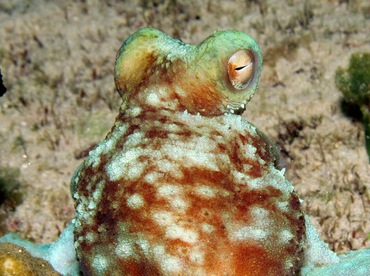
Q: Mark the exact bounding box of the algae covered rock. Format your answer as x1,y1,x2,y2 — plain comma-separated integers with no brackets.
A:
0,243,60,276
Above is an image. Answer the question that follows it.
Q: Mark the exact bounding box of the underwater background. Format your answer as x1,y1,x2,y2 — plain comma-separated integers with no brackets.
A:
0,0,369,256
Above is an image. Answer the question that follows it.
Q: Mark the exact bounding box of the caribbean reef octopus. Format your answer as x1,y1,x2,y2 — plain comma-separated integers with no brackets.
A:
73,28,303,275
1,28,370,276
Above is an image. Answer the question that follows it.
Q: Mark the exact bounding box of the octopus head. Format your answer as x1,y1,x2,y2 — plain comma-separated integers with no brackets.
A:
114,28,262,116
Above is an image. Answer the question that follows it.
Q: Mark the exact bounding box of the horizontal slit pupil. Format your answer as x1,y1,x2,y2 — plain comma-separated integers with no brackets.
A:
235,65,246,71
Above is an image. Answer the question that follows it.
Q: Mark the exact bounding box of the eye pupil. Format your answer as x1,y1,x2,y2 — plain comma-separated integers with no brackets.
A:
228,50,254,90
235,66,246,71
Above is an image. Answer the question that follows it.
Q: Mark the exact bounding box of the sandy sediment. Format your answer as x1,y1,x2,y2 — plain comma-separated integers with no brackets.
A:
0,0,369,253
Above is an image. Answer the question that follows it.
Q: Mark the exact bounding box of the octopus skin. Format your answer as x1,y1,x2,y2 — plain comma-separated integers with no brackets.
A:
71,28,307,275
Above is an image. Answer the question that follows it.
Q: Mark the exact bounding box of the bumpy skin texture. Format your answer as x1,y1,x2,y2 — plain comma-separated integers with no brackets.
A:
72,28,306,275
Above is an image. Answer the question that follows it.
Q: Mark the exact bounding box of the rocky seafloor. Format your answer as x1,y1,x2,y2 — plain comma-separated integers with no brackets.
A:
0,0,369,260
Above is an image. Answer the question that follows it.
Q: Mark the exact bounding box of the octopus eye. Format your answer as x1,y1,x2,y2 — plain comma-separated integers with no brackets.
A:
227,50,254,90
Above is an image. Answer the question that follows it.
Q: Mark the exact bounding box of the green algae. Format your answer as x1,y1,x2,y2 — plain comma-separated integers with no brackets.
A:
0,166,23,209
335,53,370,163
0,166,23,237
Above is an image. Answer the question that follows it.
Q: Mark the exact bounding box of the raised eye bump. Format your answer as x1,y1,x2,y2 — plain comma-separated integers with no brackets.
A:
227,50,254,90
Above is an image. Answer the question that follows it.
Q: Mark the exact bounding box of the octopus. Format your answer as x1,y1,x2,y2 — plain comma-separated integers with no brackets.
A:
71,28,318,275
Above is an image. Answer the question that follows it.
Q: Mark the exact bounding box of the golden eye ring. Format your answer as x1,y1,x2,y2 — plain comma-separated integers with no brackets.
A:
227,50,254,90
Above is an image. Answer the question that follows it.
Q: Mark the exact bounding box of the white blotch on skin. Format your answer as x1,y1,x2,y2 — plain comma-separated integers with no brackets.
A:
128,106,142,117
162,144,219,171
158,185,181,197
250,206,269,221
89,139,114,168
201,223,215,233
115,241,135,259
88,123,129,168
85,232,96,243
92,254,109,273
84,180,105,217
266,167,294,194
156,159,183,178
153,244,166,256
145,172,162,184
190,249,204,264
170,197,188,209
87,200,97,210
193,136,217,152
153,244,183,272
284,259,295,271
228,207,272,241
136,238,150,255
245,144,257,155
161,255,183,273
280,229,294,244
127,193,144,209
195,185,217,198
276,201,290,213
165,123,182,132
157,185,188,210
125,131,145,148
92,182,104,201
249,206,273,230
165,225,199,244
152,211,175,226
232,226,268,241
106,148,145,181
146,92,160,106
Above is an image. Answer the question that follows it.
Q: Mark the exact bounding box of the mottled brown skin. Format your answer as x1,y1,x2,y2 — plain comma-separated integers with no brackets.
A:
72,28,306,275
